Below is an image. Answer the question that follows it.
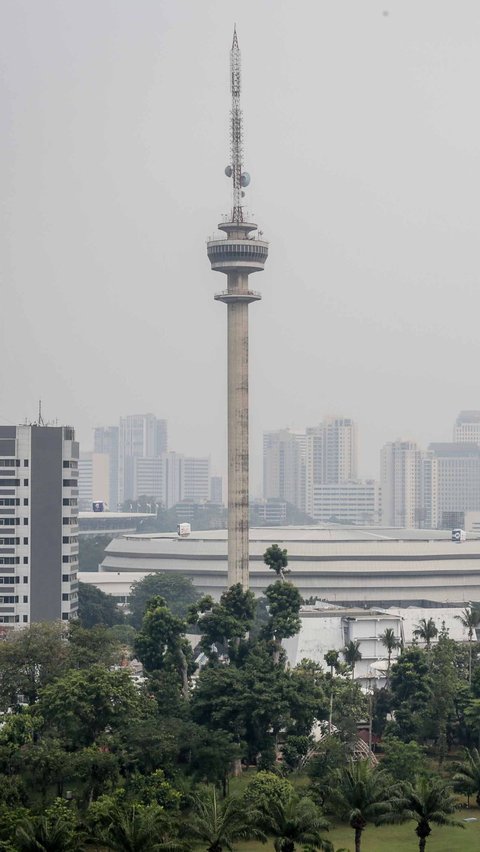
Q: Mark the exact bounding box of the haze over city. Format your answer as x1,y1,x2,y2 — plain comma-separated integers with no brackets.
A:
2,1,480,491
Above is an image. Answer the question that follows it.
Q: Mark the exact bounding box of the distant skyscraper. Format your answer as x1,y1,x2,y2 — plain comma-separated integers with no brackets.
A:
183,457,210,503
0,424,79,628
210,475,223,505
78,452,110,511
310,481,381,525
263,429,306,512
380,439,423,528
454,411,480,444
118,414,167,503
305,417,357,516
93,426,119,510
427,442,480,528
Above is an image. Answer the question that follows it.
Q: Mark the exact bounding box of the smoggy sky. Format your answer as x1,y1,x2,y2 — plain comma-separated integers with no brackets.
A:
1,0,479,493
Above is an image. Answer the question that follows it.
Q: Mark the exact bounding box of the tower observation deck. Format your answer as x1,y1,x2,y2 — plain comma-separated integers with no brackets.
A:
206,28,268,588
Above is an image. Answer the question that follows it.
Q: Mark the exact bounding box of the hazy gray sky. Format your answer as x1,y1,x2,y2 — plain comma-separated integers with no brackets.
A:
2,0,480,492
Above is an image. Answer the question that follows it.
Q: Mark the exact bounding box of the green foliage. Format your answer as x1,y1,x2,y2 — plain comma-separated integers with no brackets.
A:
77,581,125,628
381,736,426,781
413,618,438,648
129,572,199,629
453,747,480,806
403,775,464,850
262,581,302,658
91,802,178,852
262,791,332,852
0,622,69,710
342,641,362,678
15,798,82,851
127,769,181,809
186,786,266,852
264,544,290,579
67,621,122,669
78,533,112,572
243,771,294,812
328,760,405,852
187,584,256,662
134,595,194,699
38,665,141,748
388,648,432,741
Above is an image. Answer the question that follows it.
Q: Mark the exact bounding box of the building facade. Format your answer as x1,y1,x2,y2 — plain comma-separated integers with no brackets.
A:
380,439,424,528
183,457,210,503
309,480,381,525
93,426,119,511
263,429,306,511
118,414,167,504
0,424,79,628
454,411,480,444
305,417,357,517
78,452,110,511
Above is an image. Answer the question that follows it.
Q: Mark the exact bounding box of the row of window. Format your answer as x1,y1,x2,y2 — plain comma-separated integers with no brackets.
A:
62,572,78,582
62,555,78,564
63,479,78,487
63,499,77,507
0,538,21,545
0,596,28,604
62,536,78,545
0,459,28,467
0,557,19,565
63,460,78,469
0,519,28,526
0,576,20,584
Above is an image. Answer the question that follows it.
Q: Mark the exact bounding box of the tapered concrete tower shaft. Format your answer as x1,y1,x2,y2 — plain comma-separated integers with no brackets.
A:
206,30,268,587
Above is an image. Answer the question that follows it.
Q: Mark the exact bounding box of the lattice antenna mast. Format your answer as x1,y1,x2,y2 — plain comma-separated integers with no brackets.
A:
227,26,250,224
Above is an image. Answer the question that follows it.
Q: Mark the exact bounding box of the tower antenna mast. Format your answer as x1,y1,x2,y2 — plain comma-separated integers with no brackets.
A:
230,25,243,224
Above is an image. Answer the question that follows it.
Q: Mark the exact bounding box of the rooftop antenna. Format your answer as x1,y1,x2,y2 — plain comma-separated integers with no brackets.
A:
38,400,44,426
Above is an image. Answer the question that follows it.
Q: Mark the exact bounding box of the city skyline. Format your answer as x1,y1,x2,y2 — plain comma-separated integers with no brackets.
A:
2,3,480,497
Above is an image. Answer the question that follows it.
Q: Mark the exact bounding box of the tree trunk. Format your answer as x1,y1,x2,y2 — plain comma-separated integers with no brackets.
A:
231,757,242,776
418,837,426,852
355,827,362,852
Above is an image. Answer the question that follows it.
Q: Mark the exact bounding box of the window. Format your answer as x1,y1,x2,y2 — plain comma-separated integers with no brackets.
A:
23,479,28,486
23,498,28,506
23,557,28,565
23,595,28,603
62,593,69,601
23,460,28,466
23,537,28,545
62,574,69,582
62,613,69,621
0,518,19,526
23,615,28,623
23,518,28,525
23,576,28,583
0,479,19,486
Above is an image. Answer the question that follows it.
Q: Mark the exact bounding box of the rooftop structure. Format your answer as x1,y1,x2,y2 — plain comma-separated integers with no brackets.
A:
206,28,268,588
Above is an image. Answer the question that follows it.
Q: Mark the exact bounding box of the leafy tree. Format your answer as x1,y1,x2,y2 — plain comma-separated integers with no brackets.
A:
263,792,332,852
187,584,256,662
77,581,125,628
38,665,141,748
78,534,112,572
129,572,199,628
186,787,266,852
181,727,242,796
20,738,74,804
307,736,350,805
453,746,480,806
67,621,122,669
74,746,120,805
126,769,181,810
262,581,302,663
403,775,463,851
15,799,83,852
465,698,480,747
381,736,426,782
324,650,340,675
343,640,362,681
134,595,194,700
264,544,290,580
455,606,480,683
328,760,405,852
413,618,438,649
243,771,294,814
379,628,400,683
427,629,462,762
0,622,69,710
388,648,432,741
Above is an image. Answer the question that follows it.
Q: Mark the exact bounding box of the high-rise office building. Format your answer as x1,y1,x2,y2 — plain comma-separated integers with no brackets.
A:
118,414,167,503
93,426,119,510
427,443,480,528
263,429,306,512
78,452,110,511
454,411,480,444
210,475,223,505
183,457,210,503
310,481,381,525
380,439,424,528
0,424,79,629
305,417,357,517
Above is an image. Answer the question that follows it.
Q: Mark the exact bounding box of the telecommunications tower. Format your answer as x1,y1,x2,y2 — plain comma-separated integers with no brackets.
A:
207,28,269,588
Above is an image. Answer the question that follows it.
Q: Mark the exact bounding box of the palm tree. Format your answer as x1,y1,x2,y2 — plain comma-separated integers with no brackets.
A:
94,804,178,852
343,640,362,681
265,792,333,852
413,618,438,649
455,606,480,683
16,817,84,852
379,628,400,683
403,775,464,851
453,747,480,807
186,787,266,852
263,544,289,581
328,760,404,852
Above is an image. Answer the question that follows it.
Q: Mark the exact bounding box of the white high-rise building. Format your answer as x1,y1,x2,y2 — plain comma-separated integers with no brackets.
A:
454,411,480,444
305,417,357,517
78,452,110,511
0,424,79,629
93,426,119,510
310,481,381,525
184,457,210,503
263,429,306,512
118,414,167,503
380,439,424,528
427,443,480,528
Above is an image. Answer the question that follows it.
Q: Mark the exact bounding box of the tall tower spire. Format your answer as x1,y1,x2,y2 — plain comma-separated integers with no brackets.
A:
207,28,269,589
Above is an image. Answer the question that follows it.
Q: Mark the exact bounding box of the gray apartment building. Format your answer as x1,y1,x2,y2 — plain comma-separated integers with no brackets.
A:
0,424,79,629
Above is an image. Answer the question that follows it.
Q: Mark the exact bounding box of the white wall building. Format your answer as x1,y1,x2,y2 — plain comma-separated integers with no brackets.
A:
306,417,357,516
118,414,167,504
78,452,110,511
263,429,306,512
184,457,210,503
93,426,119,511
0,424,79,629
454,411,480,444
380,439,424,528
310,480,381,525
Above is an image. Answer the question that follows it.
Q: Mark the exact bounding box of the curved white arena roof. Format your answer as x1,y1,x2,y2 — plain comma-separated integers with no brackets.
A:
100,526,480,606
